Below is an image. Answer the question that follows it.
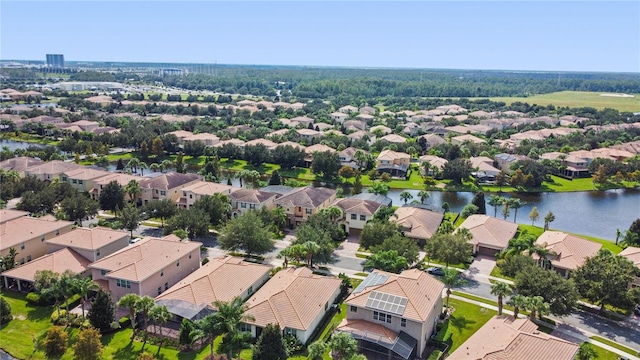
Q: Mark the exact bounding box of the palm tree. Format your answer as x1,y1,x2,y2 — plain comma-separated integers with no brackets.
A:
281,244,306,265
322,206,342,222
160,159,174,173
212,296,255,360
149,305,172,355
501,198,510,220
118,293,141,340
508,198,525,223
417,190,430,204
138,162,148,176
525,295,550,321
543,211,555,231
59,270,78,324
136,296,156,351
507,294,528,318
41,276,64,319
488,195,503,218
149,163,161,173
74,277,99,318
193,313,219,359
442,267,465,308
303,241,321,267
127,158,141,174
490,282,512,315
399,191,413,204
576,343,598,360
125,180,141,204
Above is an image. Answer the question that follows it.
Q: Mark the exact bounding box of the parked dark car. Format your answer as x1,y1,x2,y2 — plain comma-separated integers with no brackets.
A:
427,267,445,276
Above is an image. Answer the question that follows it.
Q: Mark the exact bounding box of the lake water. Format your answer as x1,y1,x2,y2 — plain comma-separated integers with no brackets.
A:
0,139,47,151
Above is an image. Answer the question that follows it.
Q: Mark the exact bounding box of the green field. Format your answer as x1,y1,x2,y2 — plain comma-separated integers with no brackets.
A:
435,299,497,353
481,91,640,112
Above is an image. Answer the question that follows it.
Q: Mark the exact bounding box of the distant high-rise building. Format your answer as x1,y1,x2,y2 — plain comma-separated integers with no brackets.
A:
46,54,64,68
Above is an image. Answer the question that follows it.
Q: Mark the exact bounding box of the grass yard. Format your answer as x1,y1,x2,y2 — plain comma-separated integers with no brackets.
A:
435,298,496,353
483,91,640,112
360,170,425,190
590,343,628,360
590,336,639,356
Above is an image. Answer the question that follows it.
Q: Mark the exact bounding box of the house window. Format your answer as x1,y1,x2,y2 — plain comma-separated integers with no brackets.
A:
350,306,357,313
249,204,255,210
176,261,180,267
96,249,100,257
360,215,366,221
101,270,107,276
189,253,192,259
41,235,45,242
158,287,162,295
350,214,357,220
248,286,253,295
27,255,32,262
373,311,391,323
78,180,83,185
189,194,193,199
20,242,25,250
401,318,407,327
116,279,131,289
160,191,166,196
72,179,77,184
161,269,164,277
325,302,329,311
62,176,67,182
306,209,312,215
241,203,247,209
20,258,24,265
285,328,297,337
239,323,251,333
165,282,169,290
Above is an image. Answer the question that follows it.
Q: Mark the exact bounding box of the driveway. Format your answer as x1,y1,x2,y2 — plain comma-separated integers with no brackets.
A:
463,256,496,284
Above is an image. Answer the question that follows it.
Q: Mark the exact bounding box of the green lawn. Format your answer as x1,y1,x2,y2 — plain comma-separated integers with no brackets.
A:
482,91,640,112
590,343,627,360
590,336,638,356
435,298,496,353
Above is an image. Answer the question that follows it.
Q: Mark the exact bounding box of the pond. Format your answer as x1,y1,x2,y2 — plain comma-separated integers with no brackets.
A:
0,139,47,151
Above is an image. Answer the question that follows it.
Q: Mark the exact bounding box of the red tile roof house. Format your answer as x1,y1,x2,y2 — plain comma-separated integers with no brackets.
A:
376,150,411,178
91,173,148,201
155,256,271,321
336,269,445,359
619,246,640,288
331,198,383,236
177,180,237,209
61,167,111,192
138,172,202,206
241,267,342,344
392,207,444,247
45,227,130,262
0,156,43,175
23,160,83,182
533,231,602,278
229,189,279,216
0,213,74,267
448,315,578,359
457,215,519,257
274,187,337,228
89,237,201,302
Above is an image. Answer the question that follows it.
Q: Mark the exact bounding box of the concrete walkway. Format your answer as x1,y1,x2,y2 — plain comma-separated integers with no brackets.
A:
449,294,640,360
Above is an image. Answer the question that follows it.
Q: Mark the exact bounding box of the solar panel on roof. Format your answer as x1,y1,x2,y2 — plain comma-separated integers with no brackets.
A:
365,290,408,315
353,273,389,294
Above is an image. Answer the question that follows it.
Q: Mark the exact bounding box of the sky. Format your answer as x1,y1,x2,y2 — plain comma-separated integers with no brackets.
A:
1,1,639,73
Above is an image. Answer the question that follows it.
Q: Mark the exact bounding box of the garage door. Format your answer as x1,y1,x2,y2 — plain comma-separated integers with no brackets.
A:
478,246,500,257
349,228,362,237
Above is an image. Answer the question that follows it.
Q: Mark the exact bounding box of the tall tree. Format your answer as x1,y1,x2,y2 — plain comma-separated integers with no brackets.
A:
507,294,528,318
373,234,420,265
213,296,255,360
576,343,598,360
118,293,141,339
145,198,177,227
253,323,289,360
490,282,512,315
418,189,430,204
359,221,401,249
487,195,503,218
120,203,140,238
178,318,196,350
137,296,156,351
44,326,69,359
529,207,540,226
311,151,341,178
364,250,409,274
524,295,550,321
471,192,486,215
72,328,103,360
88,290,116,333
165,207,210,239
543,211,555,231
192,194,231,227
426,231,473,267
149,305,172,355
508,198,526,223
399,190,413,204
60,193,99,225
218,211,274,256
99,180,125,214
75,277,99,317
573,249,640,312
329,332,358,360
125,180,141,203
442,267,465,307
268,170,282,185
442,158,473,184
514,265,577,316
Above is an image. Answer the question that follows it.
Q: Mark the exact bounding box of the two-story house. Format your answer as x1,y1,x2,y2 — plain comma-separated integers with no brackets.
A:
91,173,148,201
156,257,271,321
89,236,201,302
339,147,364,170
418,155,447,177
45,227,130,262
229,189,278,216
23,160,83,182
242,267,341,344
494,153,530,173
182,132,221,147
337,269,445,359
296,128,323,142
376,150,411,178
177,180,237,209
539,152,590,178
274,187,337,228
0,212,73,266
331,198,382,236
61,167,111,192
138,172,202,206
0,156,43,175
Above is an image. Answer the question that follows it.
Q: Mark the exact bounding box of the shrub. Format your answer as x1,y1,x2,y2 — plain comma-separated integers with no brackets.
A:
138,353,156,360
500,255,536,278
203,355,228,360
201,257,210,265
26,292,42,305
44,326,68,359
283,334,303,355
0,296,12,324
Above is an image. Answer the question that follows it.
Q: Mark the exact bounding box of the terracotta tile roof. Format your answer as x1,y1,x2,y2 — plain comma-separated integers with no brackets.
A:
180,180,236,196
331,198,382,216
346,269,444,322
156,257,271,308
304,144,336,154
392,207,444,240
336,319,398,344
45,227,129,251
213,138,246,148
275,141,306,150
93,173,147,187
297,128,321,136
2,248,91,282
244,267,341,330
230,189,277,204
448,315,578,360
0,209,29,224
245,138,277,148
619,246,640,268
377,150,410,161
380,134,407,143
452,134,486,144
274,187,336,209
419,155,448,170
0,156,43,173
89,237,201,282
183,133,220,142
0,217,73,250
24,160,83,176
63,167,111,180
139,172,201,191
534,231,602,271
458,215,518,250
168,130,194,139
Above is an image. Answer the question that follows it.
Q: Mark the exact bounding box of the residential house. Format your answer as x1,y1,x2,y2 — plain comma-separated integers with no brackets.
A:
339,147,364,169
356,113,375,123
156,256,271,321
343,120,367,131
314,122,333,132
330,112,349,124
138,172,202,205
0,156,43,175
23,160,83,182
533,231,602,278
2,248,91,292
244,138,278,149
337,269,445,359
61,167,111,192
448,316,578,360
274,187,337,227
338,105,359,114
291,116,315,127
59,120,100,132
417,134,446,150
296,128,323,142
450,134,486,145
45,227,130,262
183,133,220,147
370,125,392,135
468,110,491,119
331,198,383,236
458,215,518,256
177,180,236,209
494,153,530,173
380,134,407,144
304,143,336,166
392,207,444,246
89,236,201,301
229,189,278,216
168,130,194,144
620,247,640,288
376,150,411,178
91,173,148,201
0,216,73,266
470,156,501,182
347,131,375,145
360,106,377,115
539,152,590,178
351,193,393,207
242,267,342,344
418,155,447,176
0,209,29,223
213,138,247,148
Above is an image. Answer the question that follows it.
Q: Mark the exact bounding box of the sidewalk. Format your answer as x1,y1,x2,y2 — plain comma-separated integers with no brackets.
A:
449,294,640,360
